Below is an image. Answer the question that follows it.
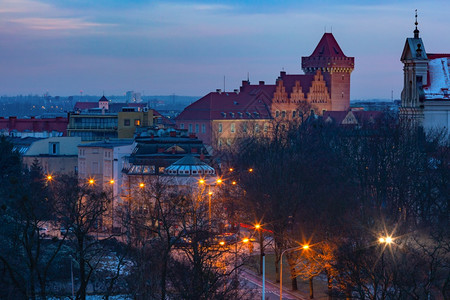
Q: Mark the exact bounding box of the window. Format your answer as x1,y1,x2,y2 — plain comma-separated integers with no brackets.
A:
293,111,296,118
92,162,99,173
341,92,344,98
49,142,59,155
188,124,193,133
230,112,235,118
255,124,259,133
195,124,199,133
159,167,165,174
202,124,206,133
230,123,235,133
218,123,222,133
180,123,184,129
242,123,247,133
342,75,345,80
134,119,141,126
124,119,130,126
281,111,286,118
276,111,280,118
264,123,268,133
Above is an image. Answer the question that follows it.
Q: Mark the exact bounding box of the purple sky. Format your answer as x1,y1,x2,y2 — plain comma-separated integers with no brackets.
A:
0,0,449,99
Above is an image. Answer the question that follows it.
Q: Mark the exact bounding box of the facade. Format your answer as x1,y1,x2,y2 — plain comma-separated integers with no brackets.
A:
77,140,134,192
176,33,354,146
21,136,81,174
0,116,68,138
68,96,156,141
400,16,450,133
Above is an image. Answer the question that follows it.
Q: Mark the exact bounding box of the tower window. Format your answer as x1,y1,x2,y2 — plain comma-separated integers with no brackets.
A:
342,75,345,80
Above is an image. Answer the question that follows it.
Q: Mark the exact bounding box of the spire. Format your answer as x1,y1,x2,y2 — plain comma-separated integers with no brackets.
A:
414,9,420,38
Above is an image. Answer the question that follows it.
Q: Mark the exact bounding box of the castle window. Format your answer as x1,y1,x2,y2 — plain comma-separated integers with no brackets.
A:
218,123,222,133
230,123,235,133
276,111,279,118
281,111,286,118
293,111,296,118
242,123,247,133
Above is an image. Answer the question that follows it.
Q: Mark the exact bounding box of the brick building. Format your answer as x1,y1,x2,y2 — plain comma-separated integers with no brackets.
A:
176,33,354,146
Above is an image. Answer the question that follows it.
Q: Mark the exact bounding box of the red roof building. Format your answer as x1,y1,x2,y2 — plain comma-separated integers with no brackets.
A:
0,116,68,138
176,33,355,146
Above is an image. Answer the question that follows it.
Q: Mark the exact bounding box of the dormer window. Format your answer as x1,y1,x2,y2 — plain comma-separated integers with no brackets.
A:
237,112,243,118
253,112,259,118
221,112,226,118
246,112,251,118
230,112,235,118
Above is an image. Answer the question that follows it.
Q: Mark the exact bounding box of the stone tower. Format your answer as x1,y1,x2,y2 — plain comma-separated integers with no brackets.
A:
301,33,354,111
400,12,428,123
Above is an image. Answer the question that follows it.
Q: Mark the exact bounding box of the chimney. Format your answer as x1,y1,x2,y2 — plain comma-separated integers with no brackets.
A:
280,71,286,77
234,89,239,94
216,89,222,94
259,81,265,85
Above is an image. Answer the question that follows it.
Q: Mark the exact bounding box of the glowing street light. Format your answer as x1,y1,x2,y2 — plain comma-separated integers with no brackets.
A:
248,168,253,172
139,182,145,188
232,181,237,185
198,179,205,185
109,179,115,185
379,236,393,244
88,178,95,185
216,178,222,184
46,175,53,181
229,168,234,172
219,241,225,246
242,238,249,243
302,244,309,250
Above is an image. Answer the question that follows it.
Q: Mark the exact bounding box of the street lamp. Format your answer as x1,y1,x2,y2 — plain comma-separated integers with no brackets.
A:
88,178,95,185
279,245,310,300
379,236,393,244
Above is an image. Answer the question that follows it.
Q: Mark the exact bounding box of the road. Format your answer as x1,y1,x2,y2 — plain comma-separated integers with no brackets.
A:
240,270,307,300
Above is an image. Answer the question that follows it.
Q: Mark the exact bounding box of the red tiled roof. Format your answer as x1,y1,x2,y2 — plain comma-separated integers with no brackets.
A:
323,111,348,124
308,33,348,58
74,102,97,110
176,83,275,121
427,53,450,60
278,74,317,94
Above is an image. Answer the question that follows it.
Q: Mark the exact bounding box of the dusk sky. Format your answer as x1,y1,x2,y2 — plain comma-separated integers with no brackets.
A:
0,0,449,100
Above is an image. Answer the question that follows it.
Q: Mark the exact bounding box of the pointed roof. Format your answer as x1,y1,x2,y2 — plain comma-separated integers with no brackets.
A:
98,95,108,102
308,33,347,58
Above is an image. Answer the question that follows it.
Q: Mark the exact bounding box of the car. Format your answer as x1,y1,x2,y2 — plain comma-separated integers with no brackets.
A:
38,227,48,237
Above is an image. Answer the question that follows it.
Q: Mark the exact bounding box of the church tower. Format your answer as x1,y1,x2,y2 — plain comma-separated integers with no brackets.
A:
302,33,354,111
400,11,428,123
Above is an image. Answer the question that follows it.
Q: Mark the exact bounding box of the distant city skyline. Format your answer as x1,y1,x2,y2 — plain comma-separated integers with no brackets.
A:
0,0,449,99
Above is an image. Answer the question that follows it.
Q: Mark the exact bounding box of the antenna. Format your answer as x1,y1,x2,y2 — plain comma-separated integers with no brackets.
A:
224,75,226,92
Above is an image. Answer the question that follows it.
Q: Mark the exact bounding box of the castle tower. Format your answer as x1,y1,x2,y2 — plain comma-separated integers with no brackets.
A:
400,11,428,123
301,33,354,111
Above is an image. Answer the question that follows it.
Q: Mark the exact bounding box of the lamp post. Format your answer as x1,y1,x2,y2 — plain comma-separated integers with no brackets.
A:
279,244,309,300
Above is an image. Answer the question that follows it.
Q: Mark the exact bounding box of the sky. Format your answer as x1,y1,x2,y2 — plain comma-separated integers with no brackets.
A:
0,0,449,100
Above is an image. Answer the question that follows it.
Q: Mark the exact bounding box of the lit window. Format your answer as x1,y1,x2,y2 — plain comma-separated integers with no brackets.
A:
134,119,141,126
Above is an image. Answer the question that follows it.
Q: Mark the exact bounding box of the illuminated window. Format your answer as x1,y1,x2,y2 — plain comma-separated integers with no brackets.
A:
134,119,141,126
